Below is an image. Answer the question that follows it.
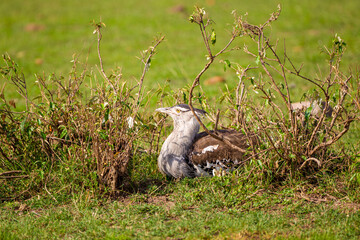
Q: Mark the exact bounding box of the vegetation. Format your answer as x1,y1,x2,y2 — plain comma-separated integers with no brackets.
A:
1,0,360,239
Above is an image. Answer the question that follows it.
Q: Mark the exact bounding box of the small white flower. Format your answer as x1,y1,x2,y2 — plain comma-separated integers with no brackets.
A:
127,116,134,128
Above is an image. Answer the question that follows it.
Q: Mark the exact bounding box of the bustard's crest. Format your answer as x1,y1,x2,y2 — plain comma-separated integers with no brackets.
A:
155,104,207,118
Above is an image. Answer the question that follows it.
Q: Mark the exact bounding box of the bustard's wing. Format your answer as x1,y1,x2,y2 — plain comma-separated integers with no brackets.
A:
189,130,257,175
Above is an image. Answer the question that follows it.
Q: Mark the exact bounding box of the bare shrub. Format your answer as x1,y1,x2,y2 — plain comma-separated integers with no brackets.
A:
185,6,359,182
0,22,164,199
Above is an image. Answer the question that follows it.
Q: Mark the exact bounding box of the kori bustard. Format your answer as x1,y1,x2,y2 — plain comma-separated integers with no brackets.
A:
156,104,255,178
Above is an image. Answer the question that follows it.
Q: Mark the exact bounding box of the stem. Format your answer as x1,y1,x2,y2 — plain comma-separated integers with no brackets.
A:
136,36,165,106
188,19,247,152
96,27,116,95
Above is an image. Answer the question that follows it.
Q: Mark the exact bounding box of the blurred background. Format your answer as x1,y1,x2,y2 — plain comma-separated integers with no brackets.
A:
1,0,359,99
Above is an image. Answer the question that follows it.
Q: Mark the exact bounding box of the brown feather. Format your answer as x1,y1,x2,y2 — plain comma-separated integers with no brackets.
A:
190,130,258,167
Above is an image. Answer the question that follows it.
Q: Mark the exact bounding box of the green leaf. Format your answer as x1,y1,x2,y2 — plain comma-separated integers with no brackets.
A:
99,130,108,140
49,102,54,112
304,107,312,122
332,94,337,103
211,30,216,45
20,118,26,133
104,108,110,122
60,127,68,139
189,15,194,23
300,93,307,102
255,56,260,65
250,78,254,85
223,60,230,71
40,131,46,140
198,92,202,104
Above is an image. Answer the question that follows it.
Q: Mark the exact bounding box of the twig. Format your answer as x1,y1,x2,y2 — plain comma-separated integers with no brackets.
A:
0,170,29,179
251,108,287,160
94,22,117,95
214,109,220,131
234,65,255,125
0,175,29,179
44,184,58,203
188,9,247,152
299,157,321,169
46,136,80,145
188,59,247,153
0,170,23,176
308,118,354,156
135,36,165,107
131,36,165,122
245,189,265,199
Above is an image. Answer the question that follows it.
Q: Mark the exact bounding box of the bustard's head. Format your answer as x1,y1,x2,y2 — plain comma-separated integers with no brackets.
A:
155,104,206,128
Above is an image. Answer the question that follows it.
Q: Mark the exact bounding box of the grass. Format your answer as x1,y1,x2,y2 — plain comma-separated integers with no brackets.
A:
1,0,360,96
1,177,360,239
1,151,359,239
1,0,360,239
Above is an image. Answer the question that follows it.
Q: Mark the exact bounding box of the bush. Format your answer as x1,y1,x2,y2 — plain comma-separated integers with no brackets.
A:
0,23,164,200
185,6,360,183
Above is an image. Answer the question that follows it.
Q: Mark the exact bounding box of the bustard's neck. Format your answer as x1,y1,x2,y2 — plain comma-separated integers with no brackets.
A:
161,117,200,156
158,114,202,178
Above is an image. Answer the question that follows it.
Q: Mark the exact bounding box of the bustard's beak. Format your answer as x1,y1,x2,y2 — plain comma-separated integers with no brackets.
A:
155,107,170,114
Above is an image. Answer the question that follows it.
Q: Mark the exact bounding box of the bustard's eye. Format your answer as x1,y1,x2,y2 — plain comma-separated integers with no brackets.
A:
176,109,181,113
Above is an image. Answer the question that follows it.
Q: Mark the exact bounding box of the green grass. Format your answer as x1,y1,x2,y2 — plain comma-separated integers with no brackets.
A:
1,150,359,239
1,177,359,239
1,0,360,239
1,0,360,95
